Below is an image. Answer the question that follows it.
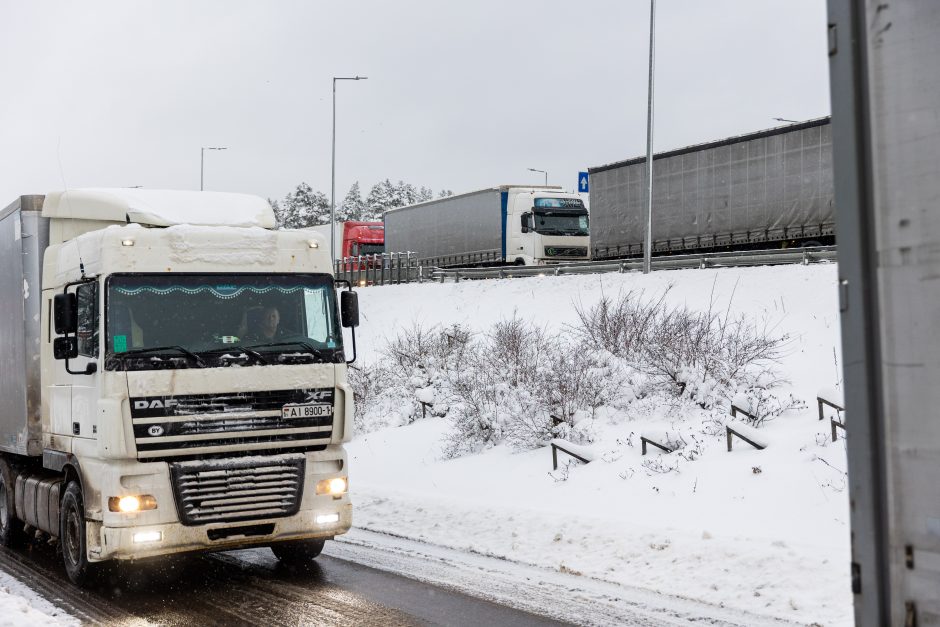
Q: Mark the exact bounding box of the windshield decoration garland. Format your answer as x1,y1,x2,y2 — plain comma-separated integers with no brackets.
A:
114,284,310,299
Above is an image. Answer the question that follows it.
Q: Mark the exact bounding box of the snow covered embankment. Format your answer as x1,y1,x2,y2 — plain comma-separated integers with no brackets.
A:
347,264,851,627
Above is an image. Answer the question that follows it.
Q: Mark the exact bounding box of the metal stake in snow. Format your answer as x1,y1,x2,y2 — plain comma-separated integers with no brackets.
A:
330,75,368,264
642,0,656,275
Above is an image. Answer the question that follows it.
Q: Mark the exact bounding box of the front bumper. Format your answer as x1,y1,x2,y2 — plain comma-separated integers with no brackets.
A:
91,501,352,561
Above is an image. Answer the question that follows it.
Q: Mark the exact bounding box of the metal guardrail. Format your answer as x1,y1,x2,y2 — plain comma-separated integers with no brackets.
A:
335,247,837,286
334,252,424,286
429,246,837,283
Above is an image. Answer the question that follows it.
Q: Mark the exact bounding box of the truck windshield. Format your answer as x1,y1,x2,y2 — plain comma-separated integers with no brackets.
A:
358,243,384,255
105,274,343,371
533,211,589,236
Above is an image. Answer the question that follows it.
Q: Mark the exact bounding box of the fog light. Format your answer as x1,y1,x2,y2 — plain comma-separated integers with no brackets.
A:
358,279,367,287
315,513,340,525
316,477,347,496
133,531,162,543
308,240,319,248
121,238,135,247
109,495,157,513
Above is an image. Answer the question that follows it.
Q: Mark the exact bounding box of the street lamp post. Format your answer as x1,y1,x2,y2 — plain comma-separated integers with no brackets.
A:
331,75,368,264
527,168,548,186
642,0,656,275
200,147,228,191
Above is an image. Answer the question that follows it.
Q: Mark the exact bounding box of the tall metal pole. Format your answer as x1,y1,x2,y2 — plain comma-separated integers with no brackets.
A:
330,76,367,264
331,79,337,263
200,147,227,192
527,168,548,186
642,0,656,274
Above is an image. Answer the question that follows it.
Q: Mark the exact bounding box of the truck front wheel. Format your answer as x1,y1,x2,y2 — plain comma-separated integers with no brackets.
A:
60,482,98,586
271,538,325,569
0,459,26,548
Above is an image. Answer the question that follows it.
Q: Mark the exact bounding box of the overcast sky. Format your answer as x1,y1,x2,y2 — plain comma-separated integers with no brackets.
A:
0,1,830,206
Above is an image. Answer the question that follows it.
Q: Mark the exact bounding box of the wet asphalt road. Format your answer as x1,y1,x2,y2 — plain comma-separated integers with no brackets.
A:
0,541,568,626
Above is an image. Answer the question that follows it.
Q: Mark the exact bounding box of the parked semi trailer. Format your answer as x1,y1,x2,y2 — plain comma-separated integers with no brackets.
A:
0,189,360,586
587,117,833,259
384,185,590,267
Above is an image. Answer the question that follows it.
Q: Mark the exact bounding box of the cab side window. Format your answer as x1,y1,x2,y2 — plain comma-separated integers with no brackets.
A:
76,282,99,358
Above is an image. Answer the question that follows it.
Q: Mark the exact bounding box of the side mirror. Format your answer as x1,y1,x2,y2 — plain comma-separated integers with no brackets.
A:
53,336,78,360
341,291,360,328
54,293,77,335
521,213,530,234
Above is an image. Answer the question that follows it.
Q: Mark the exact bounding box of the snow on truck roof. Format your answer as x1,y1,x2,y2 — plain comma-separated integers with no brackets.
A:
41,188,276,228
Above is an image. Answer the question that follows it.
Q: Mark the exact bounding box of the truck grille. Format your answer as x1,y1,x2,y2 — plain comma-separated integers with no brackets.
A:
170,454,305,526
130,388,334,461
544,246,588,258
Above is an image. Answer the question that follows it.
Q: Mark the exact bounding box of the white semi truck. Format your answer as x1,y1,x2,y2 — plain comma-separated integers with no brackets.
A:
383,186,590,267
0,189,359,586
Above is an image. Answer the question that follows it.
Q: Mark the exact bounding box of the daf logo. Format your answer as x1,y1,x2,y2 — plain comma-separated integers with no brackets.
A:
147,425,165,437
134,399,178,410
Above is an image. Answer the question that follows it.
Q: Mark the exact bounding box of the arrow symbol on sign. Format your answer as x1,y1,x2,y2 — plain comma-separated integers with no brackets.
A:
580,176,588,189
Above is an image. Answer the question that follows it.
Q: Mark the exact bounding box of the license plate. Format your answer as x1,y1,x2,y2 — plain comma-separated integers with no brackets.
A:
282,404,334,419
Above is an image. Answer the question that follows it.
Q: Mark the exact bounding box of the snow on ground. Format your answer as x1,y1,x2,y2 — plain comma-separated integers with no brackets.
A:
347,263,851,626
0,569,76,627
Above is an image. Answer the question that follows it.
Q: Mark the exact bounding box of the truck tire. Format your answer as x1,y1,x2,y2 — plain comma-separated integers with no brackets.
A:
271,538,326,569
0,459,26,548
60,481,98,586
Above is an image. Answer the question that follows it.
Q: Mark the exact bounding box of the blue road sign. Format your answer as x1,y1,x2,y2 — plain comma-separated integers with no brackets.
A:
578,171,589,193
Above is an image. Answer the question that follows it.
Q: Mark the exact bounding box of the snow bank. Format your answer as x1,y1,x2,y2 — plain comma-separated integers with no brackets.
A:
0,570,76,626
350,263,851,626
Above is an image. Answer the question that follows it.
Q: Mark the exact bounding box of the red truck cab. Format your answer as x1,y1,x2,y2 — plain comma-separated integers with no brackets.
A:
341,221,384,257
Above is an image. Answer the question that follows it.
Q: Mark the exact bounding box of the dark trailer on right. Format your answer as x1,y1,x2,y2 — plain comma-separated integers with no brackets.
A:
588,117,833,260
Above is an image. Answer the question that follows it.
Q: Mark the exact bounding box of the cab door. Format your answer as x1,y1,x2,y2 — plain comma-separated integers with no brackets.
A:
49,281,100,441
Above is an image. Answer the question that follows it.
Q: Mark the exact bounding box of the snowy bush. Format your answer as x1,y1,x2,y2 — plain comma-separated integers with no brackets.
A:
575,288,790,408
442,318,618,456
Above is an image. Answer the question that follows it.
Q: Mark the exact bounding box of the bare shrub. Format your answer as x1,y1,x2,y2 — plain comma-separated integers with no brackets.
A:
573,288,668,360
733,387,807,427
575,285,789,407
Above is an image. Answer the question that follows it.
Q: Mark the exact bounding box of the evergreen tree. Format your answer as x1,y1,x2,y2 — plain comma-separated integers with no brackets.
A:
339,181,367,221
365,179,396,220
274,182,330,229
438,189,455,198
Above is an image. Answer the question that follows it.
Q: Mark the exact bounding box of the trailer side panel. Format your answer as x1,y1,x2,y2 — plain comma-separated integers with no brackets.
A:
0,196,48,456
384,189,503,263
589,119,834,258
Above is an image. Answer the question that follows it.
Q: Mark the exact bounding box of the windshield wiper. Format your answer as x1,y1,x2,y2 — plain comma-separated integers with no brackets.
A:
116,345,206,367
244,340,333,363
200,346,270,365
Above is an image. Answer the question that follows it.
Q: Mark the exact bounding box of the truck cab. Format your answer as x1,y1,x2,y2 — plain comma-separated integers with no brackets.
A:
0,189,358,585
505,188,590,265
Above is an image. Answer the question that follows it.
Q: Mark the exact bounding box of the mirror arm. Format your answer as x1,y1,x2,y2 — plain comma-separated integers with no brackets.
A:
65,360,97,376
346,327,357,365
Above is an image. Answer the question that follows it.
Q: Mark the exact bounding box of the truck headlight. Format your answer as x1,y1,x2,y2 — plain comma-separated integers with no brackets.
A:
109,495,158,513
315,477,347,497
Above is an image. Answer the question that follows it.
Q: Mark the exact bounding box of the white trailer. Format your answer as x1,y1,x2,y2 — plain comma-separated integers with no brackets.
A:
0,189,360,585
